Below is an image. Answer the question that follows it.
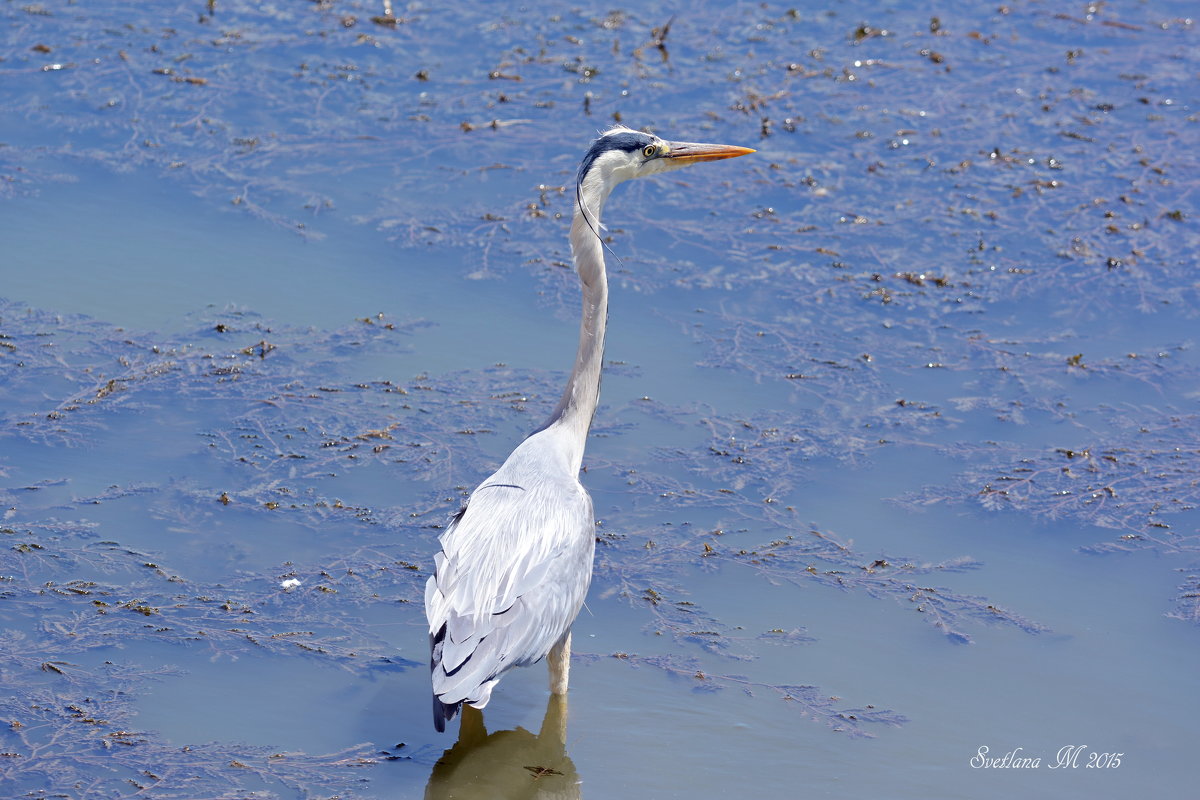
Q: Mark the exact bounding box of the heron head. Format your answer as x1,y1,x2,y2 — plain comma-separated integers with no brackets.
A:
576,126,754,201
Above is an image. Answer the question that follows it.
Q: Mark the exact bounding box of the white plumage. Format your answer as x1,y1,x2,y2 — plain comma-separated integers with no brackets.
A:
427,431,594,716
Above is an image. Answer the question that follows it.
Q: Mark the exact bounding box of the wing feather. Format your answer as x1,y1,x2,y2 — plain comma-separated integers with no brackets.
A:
425,466,595,714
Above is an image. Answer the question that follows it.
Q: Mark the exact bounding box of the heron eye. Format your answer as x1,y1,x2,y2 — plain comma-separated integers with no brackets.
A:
642,144,657,158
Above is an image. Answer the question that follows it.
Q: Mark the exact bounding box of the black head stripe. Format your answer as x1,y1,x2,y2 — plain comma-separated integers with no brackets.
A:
576,131,656,185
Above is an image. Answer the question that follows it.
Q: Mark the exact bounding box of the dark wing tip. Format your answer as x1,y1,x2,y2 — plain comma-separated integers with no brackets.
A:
433,694,461,733
430,622,460,732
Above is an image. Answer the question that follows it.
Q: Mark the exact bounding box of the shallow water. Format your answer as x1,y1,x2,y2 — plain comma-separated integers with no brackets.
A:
2,1,1198,798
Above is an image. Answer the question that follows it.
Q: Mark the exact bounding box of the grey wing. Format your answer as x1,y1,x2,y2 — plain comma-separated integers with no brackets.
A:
425,477,595,716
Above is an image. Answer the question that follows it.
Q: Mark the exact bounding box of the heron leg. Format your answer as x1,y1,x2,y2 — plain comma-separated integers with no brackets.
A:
547,629,572,694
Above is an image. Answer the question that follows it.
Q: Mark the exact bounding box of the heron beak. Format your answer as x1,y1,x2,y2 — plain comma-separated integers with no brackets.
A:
662,141,756,164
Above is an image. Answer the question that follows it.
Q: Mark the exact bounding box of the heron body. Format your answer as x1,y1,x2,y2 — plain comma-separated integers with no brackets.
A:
425,127,753,731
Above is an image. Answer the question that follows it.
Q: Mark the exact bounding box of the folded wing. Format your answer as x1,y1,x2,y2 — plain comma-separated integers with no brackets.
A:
426,471,595,730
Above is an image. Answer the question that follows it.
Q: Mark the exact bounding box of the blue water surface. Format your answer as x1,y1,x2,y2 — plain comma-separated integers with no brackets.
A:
2,2,1197,798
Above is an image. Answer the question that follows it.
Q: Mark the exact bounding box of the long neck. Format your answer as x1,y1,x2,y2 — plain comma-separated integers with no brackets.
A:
539,203,609,472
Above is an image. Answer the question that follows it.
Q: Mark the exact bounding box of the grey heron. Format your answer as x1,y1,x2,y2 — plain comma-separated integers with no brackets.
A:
425,126,754,731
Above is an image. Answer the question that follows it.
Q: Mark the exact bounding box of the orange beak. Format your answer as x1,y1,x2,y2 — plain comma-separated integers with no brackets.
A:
662,141,756,163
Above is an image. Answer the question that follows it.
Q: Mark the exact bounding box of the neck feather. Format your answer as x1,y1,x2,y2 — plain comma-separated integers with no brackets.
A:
536,192,610,472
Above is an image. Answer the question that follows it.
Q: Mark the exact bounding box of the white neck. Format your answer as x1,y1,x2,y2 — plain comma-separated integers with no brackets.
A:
536,193,610,473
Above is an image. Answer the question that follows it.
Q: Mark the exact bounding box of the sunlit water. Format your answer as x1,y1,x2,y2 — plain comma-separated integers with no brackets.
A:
3,2,1198,798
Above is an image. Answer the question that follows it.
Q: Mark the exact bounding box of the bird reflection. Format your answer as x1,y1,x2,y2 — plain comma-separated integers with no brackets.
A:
424,693,580,800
